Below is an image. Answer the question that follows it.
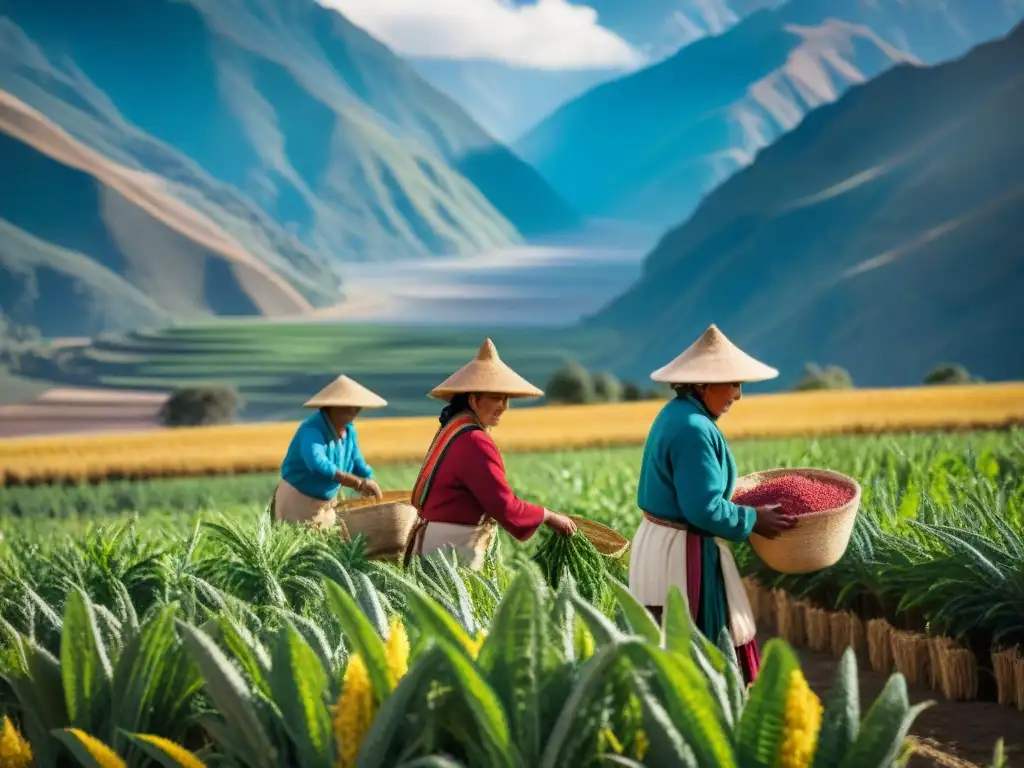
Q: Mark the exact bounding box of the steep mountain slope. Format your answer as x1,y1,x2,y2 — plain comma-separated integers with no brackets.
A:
0,0,577,270
0,91,316,336
586,22,1024,388
515,0,1024,226
410,0,781,142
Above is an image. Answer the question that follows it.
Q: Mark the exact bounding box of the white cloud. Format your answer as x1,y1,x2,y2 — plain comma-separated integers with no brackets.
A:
317,0,645,70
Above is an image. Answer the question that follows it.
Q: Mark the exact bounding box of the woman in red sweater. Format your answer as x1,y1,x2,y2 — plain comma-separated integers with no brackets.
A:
403,338,576,569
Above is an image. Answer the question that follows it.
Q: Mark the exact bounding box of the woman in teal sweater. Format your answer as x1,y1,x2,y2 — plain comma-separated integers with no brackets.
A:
272,375,387,527
630,324,794,684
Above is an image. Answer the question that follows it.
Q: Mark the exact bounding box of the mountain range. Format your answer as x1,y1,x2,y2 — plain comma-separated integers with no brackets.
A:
587,19,1024,388
0,0,578,335
1,0,1022,391
515,0,1024,228
411,0,784,142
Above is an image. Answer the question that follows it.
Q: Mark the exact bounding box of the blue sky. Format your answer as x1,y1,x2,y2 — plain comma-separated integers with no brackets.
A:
317,0,645,69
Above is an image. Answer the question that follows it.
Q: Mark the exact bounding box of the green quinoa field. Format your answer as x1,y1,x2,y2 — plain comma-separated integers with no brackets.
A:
0,429,1021,766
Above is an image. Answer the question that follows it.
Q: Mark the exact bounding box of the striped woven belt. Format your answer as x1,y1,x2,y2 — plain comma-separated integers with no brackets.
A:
642,511,713,538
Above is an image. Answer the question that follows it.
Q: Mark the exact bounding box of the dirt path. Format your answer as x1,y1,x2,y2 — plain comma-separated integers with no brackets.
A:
784,639,1022,767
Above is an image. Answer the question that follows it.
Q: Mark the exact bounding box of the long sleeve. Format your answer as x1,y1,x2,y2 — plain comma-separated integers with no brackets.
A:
298,423,339,479
347,425,374,479
668,425,755,542
457,431,545,541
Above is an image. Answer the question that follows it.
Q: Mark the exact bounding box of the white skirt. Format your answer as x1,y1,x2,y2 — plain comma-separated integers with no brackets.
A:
628,515,757,647
414,520,497,571
273,479,337,527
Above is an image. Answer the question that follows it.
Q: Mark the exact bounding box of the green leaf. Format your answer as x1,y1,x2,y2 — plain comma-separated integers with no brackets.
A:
607,578,661,644
60,589,113,733
811,648,860,768
475,567,547,762
357,644,446,768
177,621,278,768
392,574,477,659
630,671,699,768
3,642,67,768
111,604,202,744
204,615,272,697
540,639,627,768
620,641,736,768
735,639,800,767
662,586,694,658
268,623,334,768
353,570,391,639
434,638,522,768
570,593,625,648
838,674,932,768
324,580,394,702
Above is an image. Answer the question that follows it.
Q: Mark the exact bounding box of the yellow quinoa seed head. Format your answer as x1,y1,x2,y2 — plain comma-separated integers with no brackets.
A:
634,731,649,761
0,716,32,768
133,734,208,768
385,617,410,683
777,669,824,768
64,729,128,768
334,654,377,768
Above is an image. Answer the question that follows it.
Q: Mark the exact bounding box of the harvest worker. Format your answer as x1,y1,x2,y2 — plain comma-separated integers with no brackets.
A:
629,324,796,684
402,339,577,569
271,375,386,527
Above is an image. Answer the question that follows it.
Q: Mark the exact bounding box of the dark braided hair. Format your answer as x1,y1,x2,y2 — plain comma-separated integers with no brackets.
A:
439,392,474,426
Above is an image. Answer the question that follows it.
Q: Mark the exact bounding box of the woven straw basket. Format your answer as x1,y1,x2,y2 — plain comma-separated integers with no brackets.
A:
569,515,629,558
337,490,418,561
734,467,861,575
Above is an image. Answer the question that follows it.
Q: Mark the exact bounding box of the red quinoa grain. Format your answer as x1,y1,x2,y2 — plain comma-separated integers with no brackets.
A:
734,474,855,516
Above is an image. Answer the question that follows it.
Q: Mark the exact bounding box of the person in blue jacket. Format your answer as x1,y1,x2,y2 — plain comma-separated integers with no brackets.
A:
629,324,795,684
272,375,387,526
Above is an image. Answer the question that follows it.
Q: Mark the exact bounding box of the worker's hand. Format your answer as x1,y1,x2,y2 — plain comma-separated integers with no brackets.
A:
357,478,383,500
752,504,796,539
543,509,577,537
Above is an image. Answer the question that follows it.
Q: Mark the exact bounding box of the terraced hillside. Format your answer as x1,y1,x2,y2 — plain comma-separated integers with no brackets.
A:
30,322,623,420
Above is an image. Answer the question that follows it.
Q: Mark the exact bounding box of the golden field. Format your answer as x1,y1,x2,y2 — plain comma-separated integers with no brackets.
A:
1,382,1022,486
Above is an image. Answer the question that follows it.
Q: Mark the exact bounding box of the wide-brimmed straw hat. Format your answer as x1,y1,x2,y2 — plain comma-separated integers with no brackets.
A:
429,339,544,401
304,375,388,409
650,324,778,384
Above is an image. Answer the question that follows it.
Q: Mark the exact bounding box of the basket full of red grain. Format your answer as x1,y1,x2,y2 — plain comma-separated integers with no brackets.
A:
732,467,861,575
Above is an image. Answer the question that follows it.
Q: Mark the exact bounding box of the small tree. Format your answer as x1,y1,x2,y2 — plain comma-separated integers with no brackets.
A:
592,371,623,403
545,361,596,405
793,363,854,391
621,381,643,401
159,385,241,427
924,364,982,385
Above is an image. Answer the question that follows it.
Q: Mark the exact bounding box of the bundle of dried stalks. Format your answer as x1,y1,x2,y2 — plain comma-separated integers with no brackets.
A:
829,611,851,658
774,590,806,646
1015,654,1024,712
992,646,1020,707
866,618,894,673
936,644,978,701
891,630,930,686
805,606,831,652
927,637,955,691
849,612,866,655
